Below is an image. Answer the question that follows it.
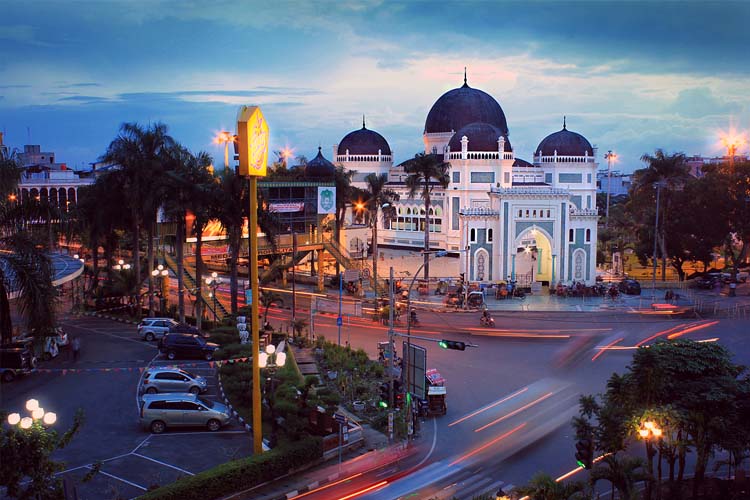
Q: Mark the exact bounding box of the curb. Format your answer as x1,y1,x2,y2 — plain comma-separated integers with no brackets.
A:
216,365,270,451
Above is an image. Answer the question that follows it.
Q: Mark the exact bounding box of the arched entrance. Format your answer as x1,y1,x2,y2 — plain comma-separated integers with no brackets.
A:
513,227,553,285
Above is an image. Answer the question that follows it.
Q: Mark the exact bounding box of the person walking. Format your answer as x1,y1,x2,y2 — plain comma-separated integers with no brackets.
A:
72,336,81,362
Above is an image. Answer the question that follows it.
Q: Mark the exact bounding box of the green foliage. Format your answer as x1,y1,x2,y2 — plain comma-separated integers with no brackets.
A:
214,343,254,361
513,471,588,500
0,409,84,499
137,436,323,500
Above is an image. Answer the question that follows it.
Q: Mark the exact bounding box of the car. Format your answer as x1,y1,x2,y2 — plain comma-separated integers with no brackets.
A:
618,279,641,295
137,318,179,341
141,367,208,395
158,333,219,361
139,393,231,433
168,322,202,335
721,271,748,284
9,335,59,361
0,346,36,382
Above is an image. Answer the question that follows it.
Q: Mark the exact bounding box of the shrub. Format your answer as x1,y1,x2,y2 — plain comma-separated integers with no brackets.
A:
137,436,323,500
215,343,254,360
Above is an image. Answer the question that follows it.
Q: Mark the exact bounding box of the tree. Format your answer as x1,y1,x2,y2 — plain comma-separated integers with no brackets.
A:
101,123,175,319
333,165,354,275
513,472,587,500
364,173,399,288
260,291,283,325
214,167,246,315
590,454,648,500
0,409,84,499
403,153,450,281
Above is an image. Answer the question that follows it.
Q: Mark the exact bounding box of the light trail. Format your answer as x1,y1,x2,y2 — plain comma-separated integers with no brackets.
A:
591,337,623,362
290,473,363,499
450,423,526,465
667,321,719,339
555,453,611,482
635,324,686,347
474,393,554,433
448,387,528,427
467,330,571,339
336,480,388,500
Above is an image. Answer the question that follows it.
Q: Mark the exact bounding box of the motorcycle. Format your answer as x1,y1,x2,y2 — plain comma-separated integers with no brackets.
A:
480,315,495,328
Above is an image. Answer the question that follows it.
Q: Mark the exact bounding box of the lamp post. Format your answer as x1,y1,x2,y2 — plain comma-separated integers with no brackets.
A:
604,150,617,229
258,344,287,448
151,265,169,315
7,398,58,429
214,131,237,170
721,133,746,171
405,250,447,439
651,181,666,301
205,271,219,324
638,419,663,500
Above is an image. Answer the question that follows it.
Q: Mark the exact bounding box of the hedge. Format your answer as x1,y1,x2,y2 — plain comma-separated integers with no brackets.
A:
137,435,323,500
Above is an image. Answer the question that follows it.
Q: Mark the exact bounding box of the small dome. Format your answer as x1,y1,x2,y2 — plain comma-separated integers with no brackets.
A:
424,76,509,135
447,122,512,152
536,119,593,156
305,147,335,179
513,158,534,168
338,119,391,156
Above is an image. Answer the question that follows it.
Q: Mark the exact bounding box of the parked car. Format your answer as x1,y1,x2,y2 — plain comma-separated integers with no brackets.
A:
168,322,202,335
138,318,179,341
1,346,36,382
618,279,641,295
141,367,207,395
721,271,748,284
10,335,59,361
158,333,219,360
139,393,231,433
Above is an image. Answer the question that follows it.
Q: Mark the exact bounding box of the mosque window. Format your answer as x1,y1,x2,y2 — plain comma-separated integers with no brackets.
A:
586,229,591,243
569,229,574,243
587,173,592,183
546,209,551,218
453,171,460,183
559,173,583,183
532,210,537,217
518,209,522,218
504,172,510,184
487,228,493,242
525,210,530,218
471,172,495,183
452,197,460,230
545,173,552,184
470,228,476,243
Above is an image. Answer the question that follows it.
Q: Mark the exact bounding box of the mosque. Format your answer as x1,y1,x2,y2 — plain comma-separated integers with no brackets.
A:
312,73,599,287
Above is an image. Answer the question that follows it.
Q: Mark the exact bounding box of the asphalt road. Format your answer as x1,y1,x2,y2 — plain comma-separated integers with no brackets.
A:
0,315,252,500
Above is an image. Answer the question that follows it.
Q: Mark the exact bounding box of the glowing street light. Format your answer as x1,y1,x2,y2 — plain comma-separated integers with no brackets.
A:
279,147,294,168
7,399,57,429
214,131,237,169
720,132,746,168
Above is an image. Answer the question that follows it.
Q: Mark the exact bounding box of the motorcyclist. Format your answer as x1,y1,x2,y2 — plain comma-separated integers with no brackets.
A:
481,309,494,326
410,308,418,324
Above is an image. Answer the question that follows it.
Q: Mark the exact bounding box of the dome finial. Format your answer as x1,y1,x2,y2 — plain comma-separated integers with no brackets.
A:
563,116,567,130
362,114,366,129
463,67,468,87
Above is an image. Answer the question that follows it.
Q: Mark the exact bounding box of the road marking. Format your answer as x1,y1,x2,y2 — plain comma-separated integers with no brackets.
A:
591,337,623,362
147,430,247,436
131,436,151,454
68,322,157,348
132,452,194,475
416,417,438,468
136,351,162,412
474,392,555,433
448,387,528,427
90,467,147,491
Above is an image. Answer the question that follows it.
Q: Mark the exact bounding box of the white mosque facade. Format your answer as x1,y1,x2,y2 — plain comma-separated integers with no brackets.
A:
328,75,599,287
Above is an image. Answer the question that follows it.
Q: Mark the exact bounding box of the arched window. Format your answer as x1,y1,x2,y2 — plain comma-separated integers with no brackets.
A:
573,249,585,280
569,229,574,243
475,249,487,281
470,228,476,243
487,228,493,242
532,210,537,217
585,229,591,243
546,209,551,218
518,209,522,218
525,209,530,218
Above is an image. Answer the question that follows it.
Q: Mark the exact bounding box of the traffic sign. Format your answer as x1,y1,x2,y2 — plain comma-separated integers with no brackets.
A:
344,269,360,282
334,413,347,424
362,268,371,279
336,316,343,327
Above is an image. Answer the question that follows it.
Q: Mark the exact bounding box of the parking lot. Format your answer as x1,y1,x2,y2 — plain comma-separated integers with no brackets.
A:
1,315,253,500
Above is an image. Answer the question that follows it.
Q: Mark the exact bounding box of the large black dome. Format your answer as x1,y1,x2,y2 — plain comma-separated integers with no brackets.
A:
338,122,391,156
536,121,593,156
447,122,512,152
305,147,335,179
424,79,509,135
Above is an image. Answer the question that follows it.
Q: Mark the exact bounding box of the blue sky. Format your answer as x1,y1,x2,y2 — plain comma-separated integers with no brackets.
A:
1,0,748,172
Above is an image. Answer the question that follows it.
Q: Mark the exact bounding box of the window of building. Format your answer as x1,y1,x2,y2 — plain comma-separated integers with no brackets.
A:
471,172,495,183
532,210,537,217
525,209,530,217
452,197,460,230
470,228,476,243
571,196,582,209
518,209,522,218
504,172,510,184
545,173,553,184
585,229,591,242
546,209,551,218
559,173,583,183
587,173,592,183
587,195,591,209
487,228,493,242
569,229,574,242
574,250,584,280
452,171,460,183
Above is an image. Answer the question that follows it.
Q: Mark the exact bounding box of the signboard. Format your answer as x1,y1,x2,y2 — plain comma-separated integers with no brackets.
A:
336,316,343,327
388,411,394,436
269,202,305,213
236,105,269,177
403,342,427,400
344,269,360,283
314,297,362,317
334,413,347,424
244,289,252,305
317,186,336,214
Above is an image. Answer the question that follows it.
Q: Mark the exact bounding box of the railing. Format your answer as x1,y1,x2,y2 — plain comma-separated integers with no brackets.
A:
163,253,228,320
570,208,598,216
336,154,392,162
445,151,514,161
535,155,595,163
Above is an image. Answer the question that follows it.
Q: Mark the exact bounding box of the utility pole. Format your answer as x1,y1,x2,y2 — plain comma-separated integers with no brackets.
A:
651,182,663,301
604,150,617,229
388,267,395,411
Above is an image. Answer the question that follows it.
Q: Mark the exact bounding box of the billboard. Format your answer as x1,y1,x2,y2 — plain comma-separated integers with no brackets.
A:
236,105,269,177
317,186,336,214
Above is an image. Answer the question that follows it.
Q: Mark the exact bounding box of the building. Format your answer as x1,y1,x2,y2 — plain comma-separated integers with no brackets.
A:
597,170,632,197
335,73,599,286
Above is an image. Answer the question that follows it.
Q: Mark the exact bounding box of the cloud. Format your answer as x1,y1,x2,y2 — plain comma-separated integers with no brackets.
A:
58,95,113,104
667,88,737,119
65,83,102,88
0,84,31,89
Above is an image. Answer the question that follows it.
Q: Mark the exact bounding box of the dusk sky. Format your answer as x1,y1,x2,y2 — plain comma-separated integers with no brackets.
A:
1,1,748,172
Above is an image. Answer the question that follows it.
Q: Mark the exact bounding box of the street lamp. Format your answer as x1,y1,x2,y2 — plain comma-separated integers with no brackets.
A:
720,132,746,169
214,131,237,170
113,259,131,271
152,265,170,315
604,150,617,228
638,419,663,500
279,147,294,169
7,399,57,429
651,181,666,301
205,271,219,324
258,344,287,448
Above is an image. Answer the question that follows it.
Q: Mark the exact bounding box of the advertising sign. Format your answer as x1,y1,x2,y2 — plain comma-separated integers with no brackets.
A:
236,105,269,177
403,342,427,400
317,186,336,214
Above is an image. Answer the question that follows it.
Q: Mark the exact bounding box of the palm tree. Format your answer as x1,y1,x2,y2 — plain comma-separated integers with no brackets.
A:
101,123,175,319
513,471,587,500
590,454,648,500
364,173,399,289
403,153,450,281
214,167,246,315
260,291,283,326
333,165,354,275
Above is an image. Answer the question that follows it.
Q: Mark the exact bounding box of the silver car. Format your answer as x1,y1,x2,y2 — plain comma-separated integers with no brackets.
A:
138,318,178,341
141,367,208,395
139,393,231,433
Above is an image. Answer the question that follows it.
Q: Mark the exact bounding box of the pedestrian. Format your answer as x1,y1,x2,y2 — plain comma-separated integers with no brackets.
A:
72,336,81,362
